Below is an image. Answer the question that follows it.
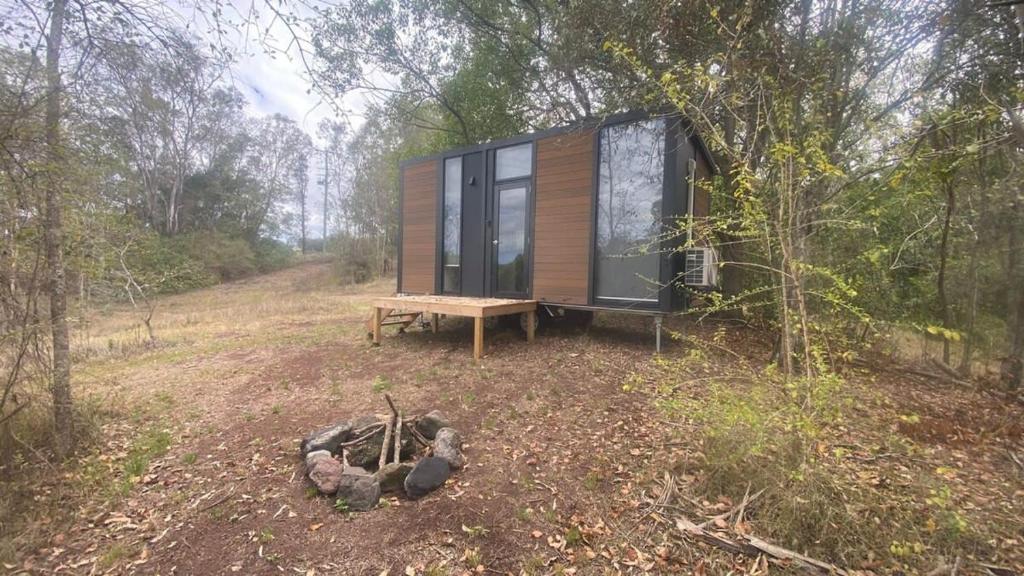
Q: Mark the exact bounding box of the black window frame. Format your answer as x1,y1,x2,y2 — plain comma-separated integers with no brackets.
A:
589,116,684,312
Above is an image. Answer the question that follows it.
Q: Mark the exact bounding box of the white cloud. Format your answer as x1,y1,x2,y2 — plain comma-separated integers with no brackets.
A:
172,0,377,240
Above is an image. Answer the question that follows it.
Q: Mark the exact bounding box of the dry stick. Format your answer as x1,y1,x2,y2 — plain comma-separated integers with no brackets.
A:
675,515,847,575
200,487,236,512
698,487,765,530
393,410,403,465
745,535,846,575
338,423,385,448
379,415,394,470
383,393,400,417
404,420,432,447
1008,450,1024,476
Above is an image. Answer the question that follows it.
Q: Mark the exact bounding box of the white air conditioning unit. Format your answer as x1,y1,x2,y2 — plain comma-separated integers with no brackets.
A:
683,247,719,288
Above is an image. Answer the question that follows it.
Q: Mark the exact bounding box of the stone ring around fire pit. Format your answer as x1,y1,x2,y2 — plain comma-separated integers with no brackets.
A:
299,398,464,512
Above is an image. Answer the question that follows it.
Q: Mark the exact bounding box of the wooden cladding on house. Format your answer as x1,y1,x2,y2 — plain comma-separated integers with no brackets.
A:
533,130,595,305
400,159,438,294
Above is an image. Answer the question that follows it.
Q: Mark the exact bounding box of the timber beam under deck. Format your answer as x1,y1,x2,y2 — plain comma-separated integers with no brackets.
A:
369,295,537,360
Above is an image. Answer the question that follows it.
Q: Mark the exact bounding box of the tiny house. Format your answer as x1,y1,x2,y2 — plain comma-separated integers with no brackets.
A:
397,112,716,319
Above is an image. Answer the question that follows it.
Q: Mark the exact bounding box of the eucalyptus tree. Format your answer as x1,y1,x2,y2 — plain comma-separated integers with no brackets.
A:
243,114,312,244
94,33,230,235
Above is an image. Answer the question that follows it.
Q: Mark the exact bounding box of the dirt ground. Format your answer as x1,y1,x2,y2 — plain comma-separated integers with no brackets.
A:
4,262,1023,575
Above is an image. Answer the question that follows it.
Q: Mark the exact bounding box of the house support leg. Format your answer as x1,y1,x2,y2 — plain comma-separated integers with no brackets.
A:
372,307,383,346
655,315,663,354
474,317,484,360
526,310,536,343
431,313,439,334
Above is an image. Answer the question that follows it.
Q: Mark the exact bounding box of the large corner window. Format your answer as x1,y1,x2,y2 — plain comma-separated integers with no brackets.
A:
443,156,462,293
594,119,666,303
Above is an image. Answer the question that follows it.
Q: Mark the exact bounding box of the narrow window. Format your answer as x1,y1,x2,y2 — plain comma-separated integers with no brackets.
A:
443,156,462,293
495,143,532,180
594,119,666,303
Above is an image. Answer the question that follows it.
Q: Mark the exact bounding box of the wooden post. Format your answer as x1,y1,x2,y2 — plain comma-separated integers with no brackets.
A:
431,313,439,334
372,306,383,345
526,310,536,343
473,317,484,360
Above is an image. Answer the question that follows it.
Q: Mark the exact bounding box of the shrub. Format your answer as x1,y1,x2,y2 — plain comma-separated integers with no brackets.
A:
327,234,387,284
121,232,217,295
253,237,294,273
178,232,257,282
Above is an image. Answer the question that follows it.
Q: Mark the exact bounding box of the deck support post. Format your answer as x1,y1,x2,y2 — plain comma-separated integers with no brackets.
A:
526,310,536,343
654,315,663,354
431,313,439,334
372,307,383,345
473,317,484,360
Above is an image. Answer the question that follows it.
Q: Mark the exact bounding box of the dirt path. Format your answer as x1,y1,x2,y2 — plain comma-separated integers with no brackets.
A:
6,263,1023,575
13,263,689,575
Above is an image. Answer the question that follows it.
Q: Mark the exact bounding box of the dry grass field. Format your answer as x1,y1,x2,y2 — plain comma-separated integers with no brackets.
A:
2,262,1022,575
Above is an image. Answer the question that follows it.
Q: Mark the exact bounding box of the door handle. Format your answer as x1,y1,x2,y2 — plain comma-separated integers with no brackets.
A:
492,239,499,245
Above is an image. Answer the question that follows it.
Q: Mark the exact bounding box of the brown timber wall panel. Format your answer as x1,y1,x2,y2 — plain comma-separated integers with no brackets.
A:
401,159,439,294
533,131,595,305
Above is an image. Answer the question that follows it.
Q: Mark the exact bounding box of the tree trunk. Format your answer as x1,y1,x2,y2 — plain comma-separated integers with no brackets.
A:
958,230,980,375
44,0,73,458
300,184,307,254
1009,192,1024,391
936,178,955,365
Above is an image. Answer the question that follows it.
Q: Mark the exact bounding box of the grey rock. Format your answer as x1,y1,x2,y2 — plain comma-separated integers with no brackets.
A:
375,462,414,493
300,421,352,456
336,469,381,511
346,417,415,469
433,427,465,469
307,454,344,494
415,410,451,440
304,449,333,469
404,456,450,500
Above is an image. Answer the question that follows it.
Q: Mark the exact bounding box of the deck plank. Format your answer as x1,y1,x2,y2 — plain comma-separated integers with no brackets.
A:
373,295,537,318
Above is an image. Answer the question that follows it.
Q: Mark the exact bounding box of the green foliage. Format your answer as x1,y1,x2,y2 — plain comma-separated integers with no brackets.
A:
252,237,294,273
178,232,257,282
122,428,172,483
371,375,392,393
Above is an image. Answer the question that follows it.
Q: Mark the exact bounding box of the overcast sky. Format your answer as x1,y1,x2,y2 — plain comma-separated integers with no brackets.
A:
176,0,372,241
178,1,364,137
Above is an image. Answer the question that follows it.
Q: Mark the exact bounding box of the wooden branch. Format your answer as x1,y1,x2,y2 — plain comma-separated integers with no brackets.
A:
404,421,431,448
393,410,403,465
1008,450,1024,477
745,535,846,574
338,423,385,448
379,414,393,469
675,515,847,575
929,358,967,381
384,393,399,417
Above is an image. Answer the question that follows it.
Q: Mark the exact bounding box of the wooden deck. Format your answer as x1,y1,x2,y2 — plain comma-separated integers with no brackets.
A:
370,295,538,359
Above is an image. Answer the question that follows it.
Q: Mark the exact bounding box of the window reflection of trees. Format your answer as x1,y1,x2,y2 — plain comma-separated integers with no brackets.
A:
496,186,527,294
443,157,462,292
595,119,665,301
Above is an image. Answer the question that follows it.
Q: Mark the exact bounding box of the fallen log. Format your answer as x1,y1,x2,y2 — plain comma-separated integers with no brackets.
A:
674,516,847,575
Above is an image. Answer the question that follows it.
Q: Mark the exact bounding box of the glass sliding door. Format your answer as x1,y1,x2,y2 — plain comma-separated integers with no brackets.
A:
442,156,462,293
594,119,666,304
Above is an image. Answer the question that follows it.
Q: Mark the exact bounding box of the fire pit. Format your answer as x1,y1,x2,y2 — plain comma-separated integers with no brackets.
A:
299,394,464,511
